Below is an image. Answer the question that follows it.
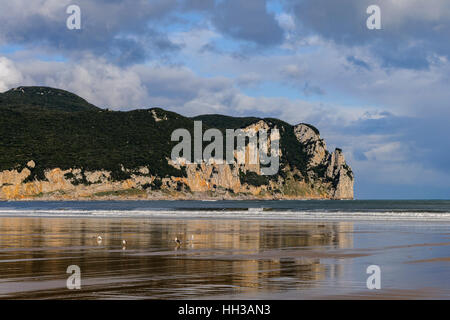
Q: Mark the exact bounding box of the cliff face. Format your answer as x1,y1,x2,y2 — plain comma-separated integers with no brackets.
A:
0,122,353,201
0,86,354,200
294,124,354,199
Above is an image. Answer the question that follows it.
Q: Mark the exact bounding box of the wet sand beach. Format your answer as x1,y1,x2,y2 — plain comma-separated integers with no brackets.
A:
0,216,450,299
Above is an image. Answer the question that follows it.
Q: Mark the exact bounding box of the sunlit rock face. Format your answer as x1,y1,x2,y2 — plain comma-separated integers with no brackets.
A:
326,149,354,200
294,124,327,167
294,123,354,200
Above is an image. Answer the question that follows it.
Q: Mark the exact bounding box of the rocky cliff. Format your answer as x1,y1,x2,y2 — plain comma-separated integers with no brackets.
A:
0,86,354,200
294,124,354,199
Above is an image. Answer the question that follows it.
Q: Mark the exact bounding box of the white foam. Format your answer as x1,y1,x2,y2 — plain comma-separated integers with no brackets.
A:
0,209,450,221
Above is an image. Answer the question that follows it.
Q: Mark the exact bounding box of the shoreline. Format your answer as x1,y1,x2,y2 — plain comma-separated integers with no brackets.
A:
1,200,450,223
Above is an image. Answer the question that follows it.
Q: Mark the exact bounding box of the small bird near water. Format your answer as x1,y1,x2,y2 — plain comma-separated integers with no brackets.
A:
122,239,127,245
174,237,182,245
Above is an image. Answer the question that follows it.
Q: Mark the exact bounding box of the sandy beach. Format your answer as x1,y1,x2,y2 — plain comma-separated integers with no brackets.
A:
0,215,449,299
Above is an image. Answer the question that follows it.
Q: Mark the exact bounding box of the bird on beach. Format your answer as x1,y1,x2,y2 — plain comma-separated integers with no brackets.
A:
96,235,103,244
174,237,182,245
122,239,127,246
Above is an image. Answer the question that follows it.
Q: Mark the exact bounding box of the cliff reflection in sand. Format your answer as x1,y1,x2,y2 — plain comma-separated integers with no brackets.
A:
0,217,353,299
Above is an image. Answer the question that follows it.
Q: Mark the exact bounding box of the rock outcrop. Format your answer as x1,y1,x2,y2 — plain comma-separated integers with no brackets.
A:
0,86,354,200
0,120,353,200
294,124,354,199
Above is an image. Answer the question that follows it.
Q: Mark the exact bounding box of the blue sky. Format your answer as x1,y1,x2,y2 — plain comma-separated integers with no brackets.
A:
0,0,449,199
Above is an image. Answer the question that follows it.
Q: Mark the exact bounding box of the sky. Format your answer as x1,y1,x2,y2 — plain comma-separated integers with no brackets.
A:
0,0,449,199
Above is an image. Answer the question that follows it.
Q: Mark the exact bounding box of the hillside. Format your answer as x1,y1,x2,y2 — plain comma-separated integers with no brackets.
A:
0,86,354,200
0,86,99,112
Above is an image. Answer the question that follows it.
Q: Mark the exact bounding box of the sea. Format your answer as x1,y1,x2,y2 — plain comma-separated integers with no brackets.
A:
0,200,449,299
0,199,449,221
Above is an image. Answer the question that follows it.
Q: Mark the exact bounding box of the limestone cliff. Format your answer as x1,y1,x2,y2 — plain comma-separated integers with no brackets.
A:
294,124,354,199
0,121,353,201
0,86,354,200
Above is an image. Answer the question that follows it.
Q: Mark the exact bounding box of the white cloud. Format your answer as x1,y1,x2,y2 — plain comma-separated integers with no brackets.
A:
0,57,23,91
276,13,296,31
364,142,408,162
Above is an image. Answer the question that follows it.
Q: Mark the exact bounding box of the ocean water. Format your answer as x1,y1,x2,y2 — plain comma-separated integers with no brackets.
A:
0,200,450,221
1,200,450,299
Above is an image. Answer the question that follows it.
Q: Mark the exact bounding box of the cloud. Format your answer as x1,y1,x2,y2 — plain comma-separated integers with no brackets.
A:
235,73,263,88
0,56,239,113
279,64,305,79
346,56,371,70
276,13,296,32
321,110,450,199
0,55,364,123
212,0,284,46
0,0,288,65
302,82,325,96
0,57,23,91
181,0,216,11
0,0,182,65
288,0,450,69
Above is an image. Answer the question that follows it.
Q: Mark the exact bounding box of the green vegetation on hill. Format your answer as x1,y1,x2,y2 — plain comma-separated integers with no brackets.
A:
0,86,313,182
0,87,99,112
0,87,195,180
192,114,261,130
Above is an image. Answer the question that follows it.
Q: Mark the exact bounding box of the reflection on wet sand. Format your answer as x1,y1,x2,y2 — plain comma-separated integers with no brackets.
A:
0,217,354,299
